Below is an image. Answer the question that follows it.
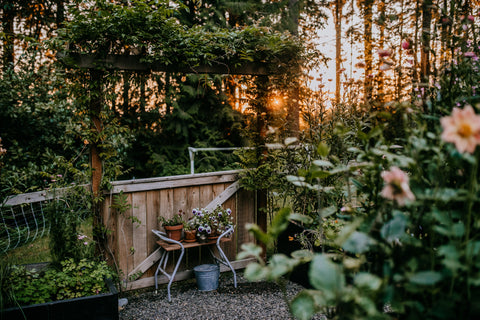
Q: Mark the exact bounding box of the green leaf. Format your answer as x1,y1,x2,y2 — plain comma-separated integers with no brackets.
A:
317,142,330,157
290,291,317,320
244,263,269,282
438,244,463,274
320,206,337,218
237,243,263,261
342,231,375,254
289,213,313,224
286,175,309,187
409,271,442,285
269,207,291,238
268,254,298,279
381,213,407,243
291,249,314,262
309,254,345,301
312,160,333,167
245,223,270,246
310,169,331,179
354,272,382,291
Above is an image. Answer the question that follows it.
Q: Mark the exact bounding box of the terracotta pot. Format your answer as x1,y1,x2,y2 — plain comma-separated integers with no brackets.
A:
184,230,196,242
164,224,183,241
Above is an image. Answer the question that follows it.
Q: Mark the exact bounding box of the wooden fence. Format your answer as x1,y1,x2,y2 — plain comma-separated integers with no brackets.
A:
100,170,258,291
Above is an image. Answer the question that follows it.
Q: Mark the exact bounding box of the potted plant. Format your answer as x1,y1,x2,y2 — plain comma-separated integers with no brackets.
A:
183,219,197,242
211,205,235,236
190,208,211,243
190,206,235,242
158,210,185,241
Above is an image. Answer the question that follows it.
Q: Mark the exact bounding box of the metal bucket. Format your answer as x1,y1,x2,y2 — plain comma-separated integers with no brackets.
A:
193,264,220,291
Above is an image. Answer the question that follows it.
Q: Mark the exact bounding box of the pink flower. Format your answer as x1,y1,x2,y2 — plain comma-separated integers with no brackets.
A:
464,52,477,58
440,105,480,154
401,40,410,50
378,49,392,57
468,15,475,22
380,167,415,206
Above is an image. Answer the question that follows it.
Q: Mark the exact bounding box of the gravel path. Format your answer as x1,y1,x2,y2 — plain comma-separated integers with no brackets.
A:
119,272,326,320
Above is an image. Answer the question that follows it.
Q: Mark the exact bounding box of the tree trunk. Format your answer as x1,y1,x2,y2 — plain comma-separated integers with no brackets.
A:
285,0,300,137
89,70,104,197
2,1,15,72
56,0,65,26
334,0,344,105
420,0,432,85
363,0,374,102
377,0,385,103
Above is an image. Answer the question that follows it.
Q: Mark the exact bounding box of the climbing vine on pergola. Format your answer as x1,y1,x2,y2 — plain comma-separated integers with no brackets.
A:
52,0,306,195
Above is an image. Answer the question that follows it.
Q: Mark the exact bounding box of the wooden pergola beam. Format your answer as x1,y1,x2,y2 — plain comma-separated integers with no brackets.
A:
59,53,270,75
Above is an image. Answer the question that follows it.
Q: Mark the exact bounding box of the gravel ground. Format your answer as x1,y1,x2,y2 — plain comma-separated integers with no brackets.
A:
119,271,326,320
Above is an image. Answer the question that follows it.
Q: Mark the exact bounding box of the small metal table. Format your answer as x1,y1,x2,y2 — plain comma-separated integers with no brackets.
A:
151,227,237,301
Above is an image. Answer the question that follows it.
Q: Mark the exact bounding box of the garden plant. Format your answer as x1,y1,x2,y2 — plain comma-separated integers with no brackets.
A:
239,18,480,320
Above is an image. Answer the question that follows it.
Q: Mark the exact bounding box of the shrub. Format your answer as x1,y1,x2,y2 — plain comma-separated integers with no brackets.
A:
5,258,116,307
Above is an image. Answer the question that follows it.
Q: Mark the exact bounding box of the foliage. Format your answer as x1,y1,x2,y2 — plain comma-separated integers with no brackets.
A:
188,206,235,236
3,258,116,307
159,209,186,227
239,16,480,319
54,0,304,75
45,183,94,266
0,257,17,315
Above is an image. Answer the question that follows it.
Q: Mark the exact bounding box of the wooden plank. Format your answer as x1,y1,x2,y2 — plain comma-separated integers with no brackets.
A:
102,195,117,266
199,183,214,209
123,258,256,291
5,184,90,206
132,192,147,269
117,193,134,278
236,189,255,249
111,170,239,185
203,181,240,212
173,187,188,214
156,237,231,251
145,190,160,277
222,195,237,260
109,173,238,194
127,247,162,279
60,53,270,75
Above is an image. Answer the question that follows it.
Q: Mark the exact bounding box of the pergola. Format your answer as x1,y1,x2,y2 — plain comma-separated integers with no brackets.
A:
59,52,297,196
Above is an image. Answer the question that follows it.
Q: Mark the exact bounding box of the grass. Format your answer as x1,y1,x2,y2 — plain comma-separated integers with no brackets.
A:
5,217,94,265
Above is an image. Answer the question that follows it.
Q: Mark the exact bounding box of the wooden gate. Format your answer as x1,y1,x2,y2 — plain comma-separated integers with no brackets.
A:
100,170,257,291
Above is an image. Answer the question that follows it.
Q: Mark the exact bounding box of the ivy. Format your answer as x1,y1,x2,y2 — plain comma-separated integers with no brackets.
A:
53,0,304,77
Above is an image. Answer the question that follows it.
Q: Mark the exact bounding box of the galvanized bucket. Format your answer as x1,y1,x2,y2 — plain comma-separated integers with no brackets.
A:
193,264,220,291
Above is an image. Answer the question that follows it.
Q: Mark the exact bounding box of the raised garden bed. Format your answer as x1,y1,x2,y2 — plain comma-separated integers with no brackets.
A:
2,278,118,320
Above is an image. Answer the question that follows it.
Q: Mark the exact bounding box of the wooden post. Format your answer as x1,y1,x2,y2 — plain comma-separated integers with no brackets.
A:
254,75,269,260
88,69,106,259
89,70,104,197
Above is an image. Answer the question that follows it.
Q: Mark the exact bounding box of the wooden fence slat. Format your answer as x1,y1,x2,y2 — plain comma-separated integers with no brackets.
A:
109,172,238,194
203,181,240,212
132,192,147,269
127,247,162,279
99,172,256,290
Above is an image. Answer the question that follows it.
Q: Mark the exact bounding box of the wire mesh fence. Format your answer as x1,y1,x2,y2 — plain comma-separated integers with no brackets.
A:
0,201,50,253
0,185,91,254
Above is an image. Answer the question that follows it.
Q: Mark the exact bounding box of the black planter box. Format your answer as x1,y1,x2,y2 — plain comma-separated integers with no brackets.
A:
2,278,118,320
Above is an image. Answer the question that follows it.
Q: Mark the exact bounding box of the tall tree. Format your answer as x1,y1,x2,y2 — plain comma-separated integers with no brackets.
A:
1,1,15,72
420,0,433,86
333,0,345,104
359,0,374,102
